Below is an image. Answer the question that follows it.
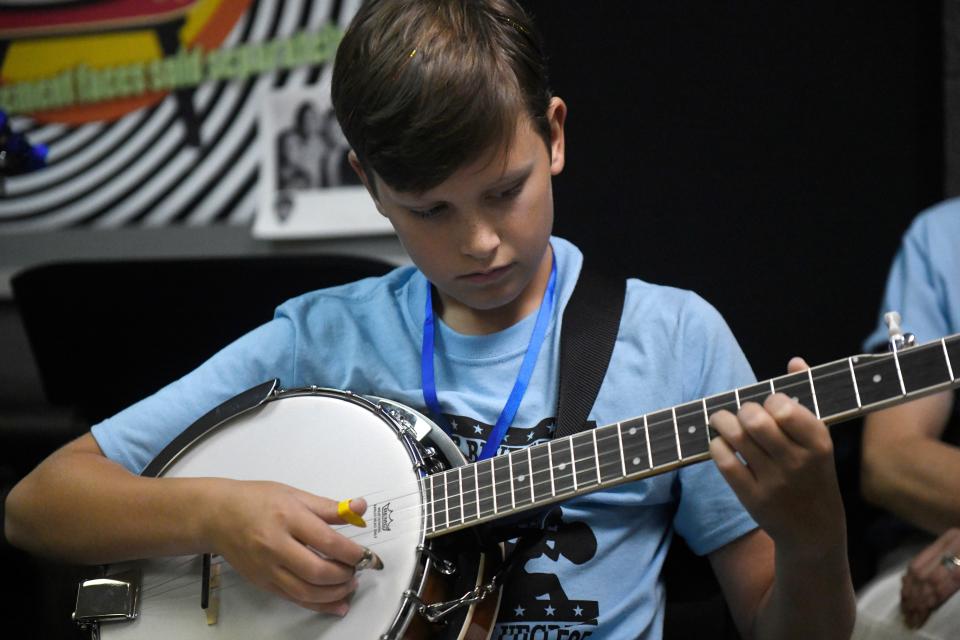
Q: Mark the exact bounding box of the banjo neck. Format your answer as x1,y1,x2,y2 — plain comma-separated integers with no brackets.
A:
422,332,960,539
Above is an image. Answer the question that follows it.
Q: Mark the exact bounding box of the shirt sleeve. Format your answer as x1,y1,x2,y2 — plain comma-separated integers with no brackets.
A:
91,314,298,474
863,214,952,353
671,293,760,555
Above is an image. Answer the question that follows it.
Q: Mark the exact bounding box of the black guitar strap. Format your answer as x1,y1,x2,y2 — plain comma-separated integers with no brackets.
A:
479,263,624,549
472,263,626,607
554,264,626,439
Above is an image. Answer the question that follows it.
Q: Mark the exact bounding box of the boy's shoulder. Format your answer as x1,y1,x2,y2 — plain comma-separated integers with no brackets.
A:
276,263,419,316
624,276,724,328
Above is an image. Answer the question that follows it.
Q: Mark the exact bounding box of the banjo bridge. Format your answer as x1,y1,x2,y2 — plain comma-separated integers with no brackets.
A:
201,553,221,625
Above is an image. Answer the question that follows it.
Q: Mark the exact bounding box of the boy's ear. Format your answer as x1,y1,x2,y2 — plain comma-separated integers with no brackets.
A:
547,97,567,176
348,151,384,213
347,150,371,190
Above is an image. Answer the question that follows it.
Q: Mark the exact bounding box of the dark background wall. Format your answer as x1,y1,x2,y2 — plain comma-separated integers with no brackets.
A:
1,1,954,638
529,0,944,381
521,0,948,608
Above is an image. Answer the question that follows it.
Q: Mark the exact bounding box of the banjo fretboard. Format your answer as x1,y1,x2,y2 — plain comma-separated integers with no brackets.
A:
421,333,960,537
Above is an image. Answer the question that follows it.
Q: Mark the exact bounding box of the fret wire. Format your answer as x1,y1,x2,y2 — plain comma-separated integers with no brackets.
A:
490,459,498,514
643,414,653,467
422,477,429,533
734,388,741,409
434,474,443,531
892,348,907,396
943,339,955,380
569,437,578,492
419,476,427,534
616,422,627,476
429,475,436,534
458,467,464,525
769,379,775,394
526,447,535,500
807,367,821,419
670,407,681,459
548,441,556,497
473,464,480,521
848,357,862,408
592,429,601,484
701,398,711,447
437,472,450,526
508,452,516,511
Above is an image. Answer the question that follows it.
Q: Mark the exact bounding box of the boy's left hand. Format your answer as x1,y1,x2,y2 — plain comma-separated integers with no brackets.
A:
708,357,846,556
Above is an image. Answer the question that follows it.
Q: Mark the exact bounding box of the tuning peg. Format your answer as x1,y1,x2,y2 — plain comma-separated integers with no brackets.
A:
885,310,916,351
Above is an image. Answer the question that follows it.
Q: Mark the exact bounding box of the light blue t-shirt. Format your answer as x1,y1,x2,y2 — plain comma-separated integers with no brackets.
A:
863,200,960,352
92,236,758,639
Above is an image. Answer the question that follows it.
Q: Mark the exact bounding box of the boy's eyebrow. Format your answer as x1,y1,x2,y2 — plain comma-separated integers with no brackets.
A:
395,163,534,207
484,163,533,192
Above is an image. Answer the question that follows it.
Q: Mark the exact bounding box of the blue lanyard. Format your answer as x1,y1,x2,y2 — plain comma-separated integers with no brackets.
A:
421,256,557,460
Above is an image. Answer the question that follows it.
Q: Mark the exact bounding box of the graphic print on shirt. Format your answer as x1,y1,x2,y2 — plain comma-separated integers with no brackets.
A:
445,415,601,639
445,413,557,460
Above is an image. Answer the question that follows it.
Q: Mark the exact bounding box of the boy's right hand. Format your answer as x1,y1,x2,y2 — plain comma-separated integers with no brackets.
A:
206,480,372,616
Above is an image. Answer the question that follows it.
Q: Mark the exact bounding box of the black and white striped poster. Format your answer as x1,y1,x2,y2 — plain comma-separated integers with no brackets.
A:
0,0,384,236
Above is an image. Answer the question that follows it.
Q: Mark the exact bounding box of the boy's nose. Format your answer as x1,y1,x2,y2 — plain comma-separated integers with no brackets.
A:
460,217,501,260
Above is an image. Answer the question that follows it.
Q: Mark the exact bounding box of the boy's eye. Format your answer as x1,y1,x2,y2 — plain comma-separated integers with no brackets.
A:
409,204,446,219
497,182,524,200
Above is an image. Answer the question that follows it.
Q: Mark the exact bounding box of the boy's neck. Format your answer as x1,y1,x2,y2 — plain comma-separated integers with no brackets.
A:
435,246,554,336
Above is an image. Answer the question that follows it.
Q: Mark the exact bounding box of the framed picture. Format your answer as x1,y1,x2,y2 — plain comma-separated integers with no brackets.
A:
254,83,392,239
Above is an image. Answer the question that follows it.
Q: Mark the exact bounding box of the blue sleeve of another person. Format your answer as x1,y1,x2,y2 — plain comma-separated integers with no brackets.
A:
863,200,960,352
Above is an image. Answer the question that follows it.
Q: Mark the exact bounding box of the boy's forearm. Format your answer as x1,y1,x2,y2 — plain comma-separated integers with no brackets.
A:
752,542,855,640
5,446,219,564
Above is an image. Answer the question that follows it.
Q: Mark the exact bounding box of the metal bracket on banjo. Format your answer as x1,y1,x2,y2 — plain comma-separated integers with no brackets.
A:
416,544,457,576
373,397,450,474
73,569,142,631
404,577,500,625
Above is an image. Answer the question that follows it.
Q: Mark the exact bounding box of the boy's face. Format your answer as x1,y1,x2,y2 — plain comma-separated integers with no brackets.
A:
353,98,567,333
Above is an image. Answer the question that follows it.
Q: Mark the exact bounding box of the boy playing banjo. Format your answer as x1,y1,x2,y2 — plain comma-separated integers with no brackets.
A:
6,1,855,638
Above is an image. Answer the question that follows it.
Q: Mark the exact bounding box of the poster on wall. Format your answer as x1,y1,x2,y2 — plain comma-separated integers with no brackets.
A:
254,84,388,238
0,0,379,238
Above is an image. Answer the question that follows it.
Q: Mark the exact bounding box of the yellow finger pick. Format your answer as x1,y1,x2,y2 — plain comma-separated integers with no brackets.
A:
338,499,367,528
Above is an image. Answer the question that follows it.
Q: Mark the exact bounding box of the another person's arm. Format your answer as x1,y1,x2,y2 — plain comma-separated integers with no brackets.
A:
899,527,960,628
861,391,958,534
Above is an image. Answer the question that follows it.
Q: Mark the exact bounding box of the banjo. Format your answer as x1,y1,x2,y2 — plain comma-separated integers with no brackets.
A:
73,325,960,639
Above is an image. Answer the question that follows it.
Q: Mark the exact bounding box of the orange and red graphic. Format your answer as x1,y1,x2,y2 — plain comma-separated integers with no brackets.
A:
0,0,251,129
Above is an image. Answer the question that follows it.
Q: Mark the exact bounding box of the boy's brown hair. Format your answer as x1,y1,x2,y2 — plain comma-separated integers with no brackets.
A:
331,0,552,194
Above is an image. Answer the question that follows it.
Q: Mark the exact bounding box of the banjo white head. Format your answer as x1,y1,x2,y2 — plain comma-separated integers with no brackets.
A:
98,392,429,640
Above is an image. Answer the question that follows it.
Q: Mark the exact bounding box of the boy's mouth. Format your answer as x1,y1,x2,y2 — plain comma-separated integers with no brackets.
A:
460,263,513,284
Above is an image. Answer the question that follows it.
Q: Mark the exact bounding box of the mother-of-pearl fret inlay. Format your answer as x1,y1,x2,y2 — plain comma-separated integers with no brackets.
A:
423,334,960,536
